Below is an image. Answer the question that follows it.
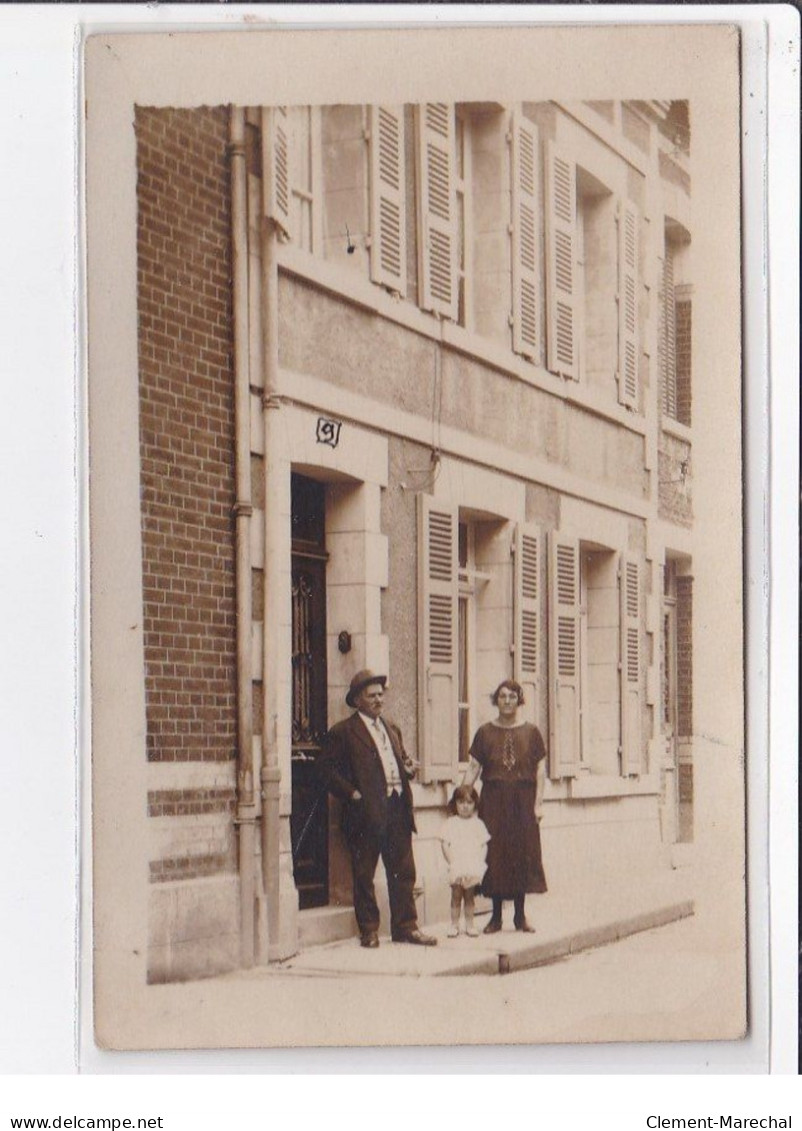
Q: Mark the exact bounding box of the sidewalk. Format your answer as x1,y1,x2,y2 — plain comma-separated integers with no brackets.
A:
236,869,695,979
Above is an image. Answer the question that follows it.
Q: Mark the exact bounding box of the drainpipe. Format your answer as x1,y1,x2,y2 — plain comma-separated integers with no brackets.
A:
228,106,256,967
259,107,285,960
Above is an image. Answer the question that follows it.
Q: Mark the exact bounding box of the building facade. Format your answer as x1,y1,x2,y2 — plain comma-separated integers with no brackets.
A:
136,100,695,982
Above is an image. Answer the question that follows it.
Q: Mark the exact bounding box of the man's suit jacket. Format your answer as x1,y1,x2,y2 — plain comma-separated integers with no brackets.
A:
319,712,417,839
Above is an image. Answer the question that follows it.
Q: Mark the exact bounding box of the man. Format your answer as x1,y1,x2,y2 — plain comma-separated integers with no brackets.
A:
318,670,437,949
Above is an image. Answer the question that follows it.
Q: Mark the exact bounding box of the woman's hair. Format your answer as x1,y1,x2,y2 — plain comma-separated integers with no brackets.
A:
490,679,525,706
447,784,480,815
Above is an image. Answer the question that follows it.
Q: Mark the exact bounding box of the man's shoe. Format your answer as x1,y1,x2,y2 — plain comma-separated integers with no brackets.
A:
483,918,502,935
392,929,437,946
360,931,379,948
514,919,536,933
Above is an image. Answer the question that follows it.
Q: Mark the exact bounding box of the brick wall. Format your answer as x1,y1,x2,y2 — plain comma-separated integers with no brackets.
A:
676,575,693,838
676,575,693,737
675,297,692,426
136,107,237,881
658,434,693,527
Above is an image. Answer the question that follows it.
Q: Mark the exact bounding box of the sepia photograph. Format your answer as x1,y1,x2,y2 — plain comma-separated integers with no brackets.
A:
85,24,748,1055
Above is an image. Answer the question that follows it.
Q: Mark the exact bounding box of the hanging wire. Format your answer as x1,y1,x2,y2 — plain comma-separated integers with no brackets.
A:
430,327,441,454
400,320,444,491
435,328,445,454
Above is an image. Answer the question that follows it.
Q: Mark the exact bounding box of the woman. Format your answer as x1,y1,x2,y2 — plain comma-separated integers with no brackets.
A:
462,680,547,933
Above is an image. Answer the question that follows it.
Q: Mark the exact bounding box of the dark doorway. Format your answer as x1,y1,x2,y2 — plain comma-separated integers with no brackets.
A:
290,474,330,910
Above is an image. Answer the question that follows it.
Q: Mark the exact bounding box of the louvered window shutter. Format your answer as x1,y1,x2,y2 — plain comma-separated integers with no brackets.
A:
514,524,541,725
617,200,640,409
511,115,540,361
660,246,677,417
619,554,643,775
417,495,459,782
264,106,292,238
547,532,581,778
416,103,458,321
369,105,407,296
545,143,578,380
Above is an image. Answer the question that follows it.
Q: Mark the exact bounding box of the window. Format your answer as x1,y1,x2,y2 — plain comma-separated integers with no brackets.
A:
457,523,475,764
456,517,516,766
576,168,617,394
287,107,322,254
617,198,640,410
263,105,322,254
510,113,540,361
417,496,459,783
547,533,643,779
369,105,407,295
660,220,692,425
545,144,579,381
579,547,621,776
417,495,539,781
513,524,542,723
618,552,643,775
264,106,292,237
320,105,370,274
661,563,677,737
545,143,641,409
317,102,409,292
454,112,473,329
416,103,458,320
662,559,694,842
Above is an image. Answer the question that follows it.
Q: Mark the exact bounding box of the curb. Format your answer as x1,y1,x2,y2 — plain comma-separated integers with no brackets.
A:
437,899,695,977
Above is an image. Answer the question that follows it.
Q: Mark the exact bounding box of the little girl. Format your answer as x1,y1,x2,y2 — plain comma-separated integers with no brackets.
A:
440,785,490,937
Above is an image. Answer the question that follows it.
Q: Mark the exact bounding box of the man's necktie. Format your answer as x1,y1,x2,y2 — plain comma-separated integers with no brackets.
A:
374,720,400,795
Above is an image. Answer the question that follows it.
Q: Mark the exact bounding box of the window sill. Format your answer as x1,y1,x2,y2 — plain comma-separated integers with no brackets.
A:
661,416,692,444
567,772,660,799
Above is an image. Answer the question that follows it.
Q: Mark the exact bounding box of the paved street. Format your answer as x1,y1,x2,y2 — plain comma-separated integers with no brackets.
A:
459,914,744,1047
134,899,747,1063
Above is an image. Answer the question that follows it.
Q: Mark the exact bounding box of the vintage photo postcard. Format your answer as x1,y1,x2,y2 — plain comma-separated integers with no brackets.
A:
85,23,747,1053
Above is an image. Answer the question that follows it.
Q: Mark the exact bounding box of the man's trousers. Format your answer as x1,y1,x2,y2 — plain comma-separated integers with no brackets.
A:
348,793,417,937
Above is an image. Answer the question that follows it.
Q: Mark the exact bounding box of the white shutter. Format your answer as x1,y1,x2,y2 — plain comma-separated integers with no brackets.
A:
545,143,578,380
547,532,581,778
416,103,458,321
417,495,459,782
369,105,407,296
514,524,541,726
619,554,643,775
617,199,640,409
511,114,540,361
263,106,292,238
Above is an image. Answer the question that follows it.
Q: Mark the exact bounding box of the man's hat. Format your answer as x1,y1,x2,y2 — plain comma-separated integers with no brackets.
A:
346,669,388,709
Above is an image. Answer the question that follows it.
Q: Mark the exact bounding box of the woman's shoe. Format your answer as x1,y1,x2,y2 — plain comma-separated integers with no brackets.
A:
446,925,459,938
483,918,502,934
465,926,479,937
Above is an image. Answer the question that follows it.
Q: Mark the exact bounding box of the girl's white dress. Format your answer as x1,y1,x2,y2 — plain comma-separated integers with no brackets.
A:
441,815,490,887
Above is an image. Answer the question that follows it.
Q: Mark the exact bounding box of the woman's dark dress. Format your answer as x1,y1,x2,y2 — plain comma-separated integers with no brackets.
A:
470,721,547,898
